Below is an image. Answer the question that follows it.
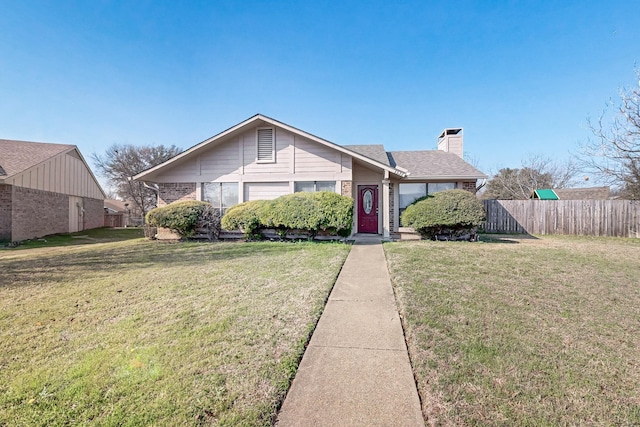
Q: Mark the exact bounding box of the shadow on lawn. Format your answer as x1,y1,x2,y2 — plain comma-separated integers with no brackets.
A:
479,233,539,244
0,239,340,289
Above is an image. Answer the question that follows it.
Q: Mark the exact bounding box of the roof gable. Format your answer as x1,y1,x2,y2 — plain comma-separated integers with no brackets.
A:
134,114,407,181
0,139,75,179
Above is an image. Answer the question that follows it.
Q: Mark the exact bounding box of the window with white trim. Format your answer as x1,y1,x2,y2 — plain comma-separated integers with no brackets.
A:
294,181,336,193
256,127,275,162
202,182,238,215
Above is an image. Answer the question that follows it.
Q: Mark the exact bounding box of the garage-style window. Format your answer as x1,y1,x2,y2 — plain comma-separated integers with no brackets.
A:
294,181,336,193
203,183,238,215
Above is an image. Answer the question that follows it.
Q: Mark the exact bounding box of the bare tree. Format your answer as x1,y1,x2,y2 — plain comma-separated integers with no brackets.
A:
578,71,640,199
482,155,578,199
92,144,182,221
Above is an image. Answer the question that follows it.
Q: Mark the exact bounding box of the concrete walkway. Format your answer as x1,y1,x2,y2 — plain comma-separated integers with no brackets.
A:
276,236,424,427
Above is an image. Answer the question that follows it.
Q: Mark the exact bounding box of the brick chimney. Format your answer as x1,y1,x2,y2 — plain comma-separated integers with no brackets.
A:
437,128,463,158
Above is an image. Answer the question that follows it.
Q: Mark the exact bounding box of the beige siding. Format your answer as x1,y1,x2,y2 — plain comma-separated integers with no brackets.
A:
9,151,103,199
352,162,383,183
199,139,241,180
294,138,341,174
243,128,292,174
154,158,198,182
244,182,290,201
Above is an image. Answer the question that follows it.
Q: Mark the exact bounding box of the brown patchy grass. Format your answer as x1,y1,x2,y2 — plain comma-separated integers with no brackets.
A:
385,235,640,426
0,235,350,426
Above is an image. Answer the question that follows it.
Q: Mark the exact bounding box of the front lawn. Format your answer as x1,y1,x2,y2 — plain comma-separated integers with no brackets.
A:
0,237,350,426
385,235,640,426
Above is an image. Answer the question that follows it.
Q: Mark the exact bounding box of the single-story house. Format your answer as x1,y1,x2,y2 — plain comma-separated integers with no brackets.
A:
133,114,487,237
531,186,610,200
0,139,106,242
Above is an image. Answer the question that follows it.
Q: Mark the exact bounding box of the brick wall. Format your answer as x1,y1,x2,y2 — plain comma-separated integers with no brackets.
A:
341,181,353,198
83,197,106,230
12,186,69,241
462,181,477,193
158,183,197,207
0,185,12,242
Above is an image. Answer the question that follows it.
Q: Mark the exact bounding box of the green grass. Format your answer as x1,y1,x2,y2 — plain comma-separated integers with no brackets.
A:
3,227,145,249
385,235,640,426
0,234,350,426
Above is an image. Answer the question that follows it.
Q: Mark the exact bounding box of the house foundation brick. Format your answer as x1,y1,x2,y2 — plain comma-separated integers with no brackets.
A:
11,186,69,242
83,197,106,230
341,181,353,198
462,181,477,193
0,185,12,242
158,183,197,207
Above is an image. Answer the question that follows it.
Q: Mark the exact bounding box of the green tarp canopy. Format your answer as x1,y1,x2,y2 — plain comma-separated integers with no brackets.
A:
531,189,559,200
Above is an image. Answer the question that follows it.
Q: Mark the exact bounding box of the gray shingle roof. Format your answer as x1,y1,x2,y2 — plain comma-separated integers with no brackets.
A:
0,139,75,179
343,144,391,166
553,186,610,200
388,150,486,179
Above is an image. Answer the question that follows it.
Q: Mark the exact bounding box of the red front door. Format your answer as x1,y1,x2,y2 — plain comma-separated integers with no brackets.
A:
358,185,378,234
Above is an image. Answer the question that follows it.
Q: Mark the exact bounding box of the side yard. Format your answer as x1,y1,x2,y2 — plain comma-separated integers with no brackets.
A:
0,237,350,426
385,236,640,426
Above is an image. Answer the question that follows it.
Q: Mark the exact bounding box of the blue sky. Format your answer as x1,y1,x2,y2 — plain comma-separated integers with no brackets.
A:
1,0,639,185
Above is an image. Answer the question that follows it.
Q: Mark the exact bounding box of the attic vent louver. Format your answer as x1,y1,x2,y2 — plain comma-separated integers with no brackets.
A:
257,127,275,162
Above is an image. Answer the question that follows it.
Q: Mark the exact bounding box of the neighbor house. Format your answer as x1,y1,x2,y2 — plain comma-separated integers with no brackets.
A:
0,139,106,242
133,114,487,237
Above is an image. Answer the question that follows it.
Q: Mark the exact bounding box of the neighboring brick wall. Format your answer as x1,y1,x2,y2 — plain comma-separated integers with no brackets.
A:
0,185,12,242
158,183,197,207
83,197,105,231
462,181,477,193
12,186,69,241
341,181,353,198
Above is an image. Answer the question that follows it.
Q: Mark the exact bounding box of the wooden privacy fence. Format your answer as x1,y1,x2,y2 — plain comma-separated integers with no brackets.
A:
482,200,640,238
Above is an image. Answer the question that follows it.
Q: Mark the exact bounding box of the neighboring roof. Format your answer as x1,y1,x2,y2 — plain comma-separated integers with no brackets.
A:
0,139,106,198
531,189,559,200
104,199,127,212
0,139,75,179
343,144,391,166
388,150,487,180
553,186,610,200
134,114,408,181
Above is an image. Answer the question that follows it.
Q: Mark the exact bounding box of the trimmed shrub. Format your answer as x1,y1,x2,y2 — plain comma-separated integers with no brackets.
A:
401,189,486,240
312,191,354,237
221,200,270,239
146,201,221,239
221,192,354,240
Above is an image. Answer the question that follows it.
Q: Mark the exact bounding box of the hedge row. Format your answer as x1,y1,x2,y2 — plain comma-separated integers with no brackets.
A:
401,189,486,240
222,191,354,239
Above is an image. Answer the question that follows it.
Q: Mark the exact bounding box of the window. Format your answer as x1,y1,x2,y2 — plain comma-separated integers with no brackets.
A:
203,183,238,215
256,127,275,162
429,182,456,193
398,182,456,225
294,181,336,193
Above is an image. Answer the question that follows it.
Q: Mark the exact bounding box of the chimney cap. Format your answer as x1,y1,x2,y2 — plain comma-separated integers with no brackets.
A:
438,128,463,140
